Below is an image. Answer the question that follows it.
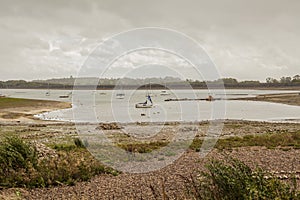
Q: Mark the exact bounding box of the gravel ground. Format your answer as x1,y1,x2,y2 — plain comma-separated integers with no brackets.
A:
1,146,299,200
0,119,299,199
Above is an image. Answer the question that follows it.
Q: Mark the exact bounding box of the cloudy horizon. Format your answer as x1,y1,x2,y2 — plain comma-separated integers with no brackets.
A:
0,0,299,82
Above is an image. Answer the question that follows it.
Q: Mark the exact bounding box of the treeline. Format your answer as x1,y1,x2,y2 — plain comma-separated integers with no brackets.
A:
0,75,299,89
265,75,300,86
0,80,73,89
188,75,300,88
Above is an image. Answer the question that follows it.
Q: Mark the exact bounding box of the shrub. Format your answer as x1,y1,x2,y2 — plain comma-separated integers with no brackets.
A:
74,138,85,148
182,159,299,200
35,151,110,187
0,136,117,188
0,136,38,187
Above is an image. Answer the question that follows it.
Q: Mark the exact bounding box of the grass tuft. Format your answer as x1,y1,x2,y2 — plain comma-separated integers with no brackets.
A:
0,136,117,188
182,159,299,199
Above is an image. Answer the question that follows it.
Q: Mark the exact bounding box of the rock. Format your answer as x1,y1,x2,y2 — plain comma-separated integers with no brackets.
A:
30,141,57,159
96,123,123,130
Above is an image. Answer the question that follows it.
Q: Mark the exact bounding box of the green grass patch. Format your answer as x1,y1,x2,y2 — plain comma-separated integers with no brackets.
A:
189,138,204,152
190,132,300,150
117,141,169,153
49,138,87,152
0,97,62,109
117,131,300,153
0,97,41,109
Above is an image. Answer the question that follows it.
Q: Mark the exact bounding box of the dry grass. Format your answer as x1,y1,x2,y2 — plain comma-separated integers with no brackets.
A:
190,131,300,151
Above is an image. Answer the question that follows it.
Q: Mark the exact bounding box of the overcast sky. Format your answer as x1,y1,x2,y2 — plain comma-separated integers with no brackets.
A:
0,0,299,81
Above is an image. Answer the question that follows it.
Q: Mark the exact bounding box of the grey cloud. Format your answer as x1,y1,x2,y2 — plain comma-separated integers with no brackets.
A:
0,0,299,81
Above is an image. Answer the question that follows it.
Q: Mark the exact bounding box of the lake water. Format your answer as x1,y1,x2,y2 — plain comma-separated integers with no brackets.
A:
2,89,300,123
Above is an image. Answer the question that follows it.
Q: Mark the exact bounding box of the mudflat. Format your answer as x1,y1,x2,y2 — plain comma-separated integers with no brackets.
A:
232,92,300,106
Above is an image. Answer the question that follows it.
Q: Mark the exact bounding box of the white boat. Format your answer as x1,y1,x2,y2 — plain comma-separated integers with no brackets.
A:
135,95,153,108
116,93,125,99
59,91,72,99
160,90,170,96
116,81,125,99
45,83,50,96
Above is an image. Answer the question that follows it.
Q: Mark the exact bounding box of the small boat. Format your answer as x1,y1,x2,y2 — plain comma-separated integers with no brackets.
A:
45,83,51,96
116,81,125,99
59,95,69,98
160,90,170,96
135,95,153,108
160,83,170,96
206,95,214,101
59,91,72,98
116,93,125,99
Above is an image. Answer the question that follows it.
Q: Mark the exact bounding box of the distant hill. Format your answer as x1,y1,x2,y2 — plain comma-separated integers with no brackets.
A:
33,76,183,86
1,75,299,90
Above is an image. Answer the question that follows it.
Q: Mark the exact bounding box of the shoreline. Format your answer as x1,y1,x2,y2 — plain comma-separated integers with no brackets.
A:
1,85,300,90
232,92,300,107
0,97,71,123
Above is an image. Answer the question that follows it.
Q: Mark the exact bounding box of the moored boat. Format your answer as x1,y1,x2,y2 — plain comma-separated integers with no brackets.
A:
135,95,153,108
116,93,125,99
160,90,170,96
59,95,69,98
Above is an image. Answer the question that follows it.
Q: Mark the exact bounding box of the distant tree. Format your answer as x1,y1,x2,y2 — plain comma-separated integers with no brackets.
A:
292,75,300,84
280,76,292,85
221,78,238,85
266,77,279,84
293,74,300,80
239,81,260,87
266,77,272,83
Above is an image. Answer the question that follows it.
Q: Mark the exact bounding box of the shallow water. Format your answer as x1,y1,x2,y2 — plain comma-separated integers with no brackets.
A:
2,89,300,123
